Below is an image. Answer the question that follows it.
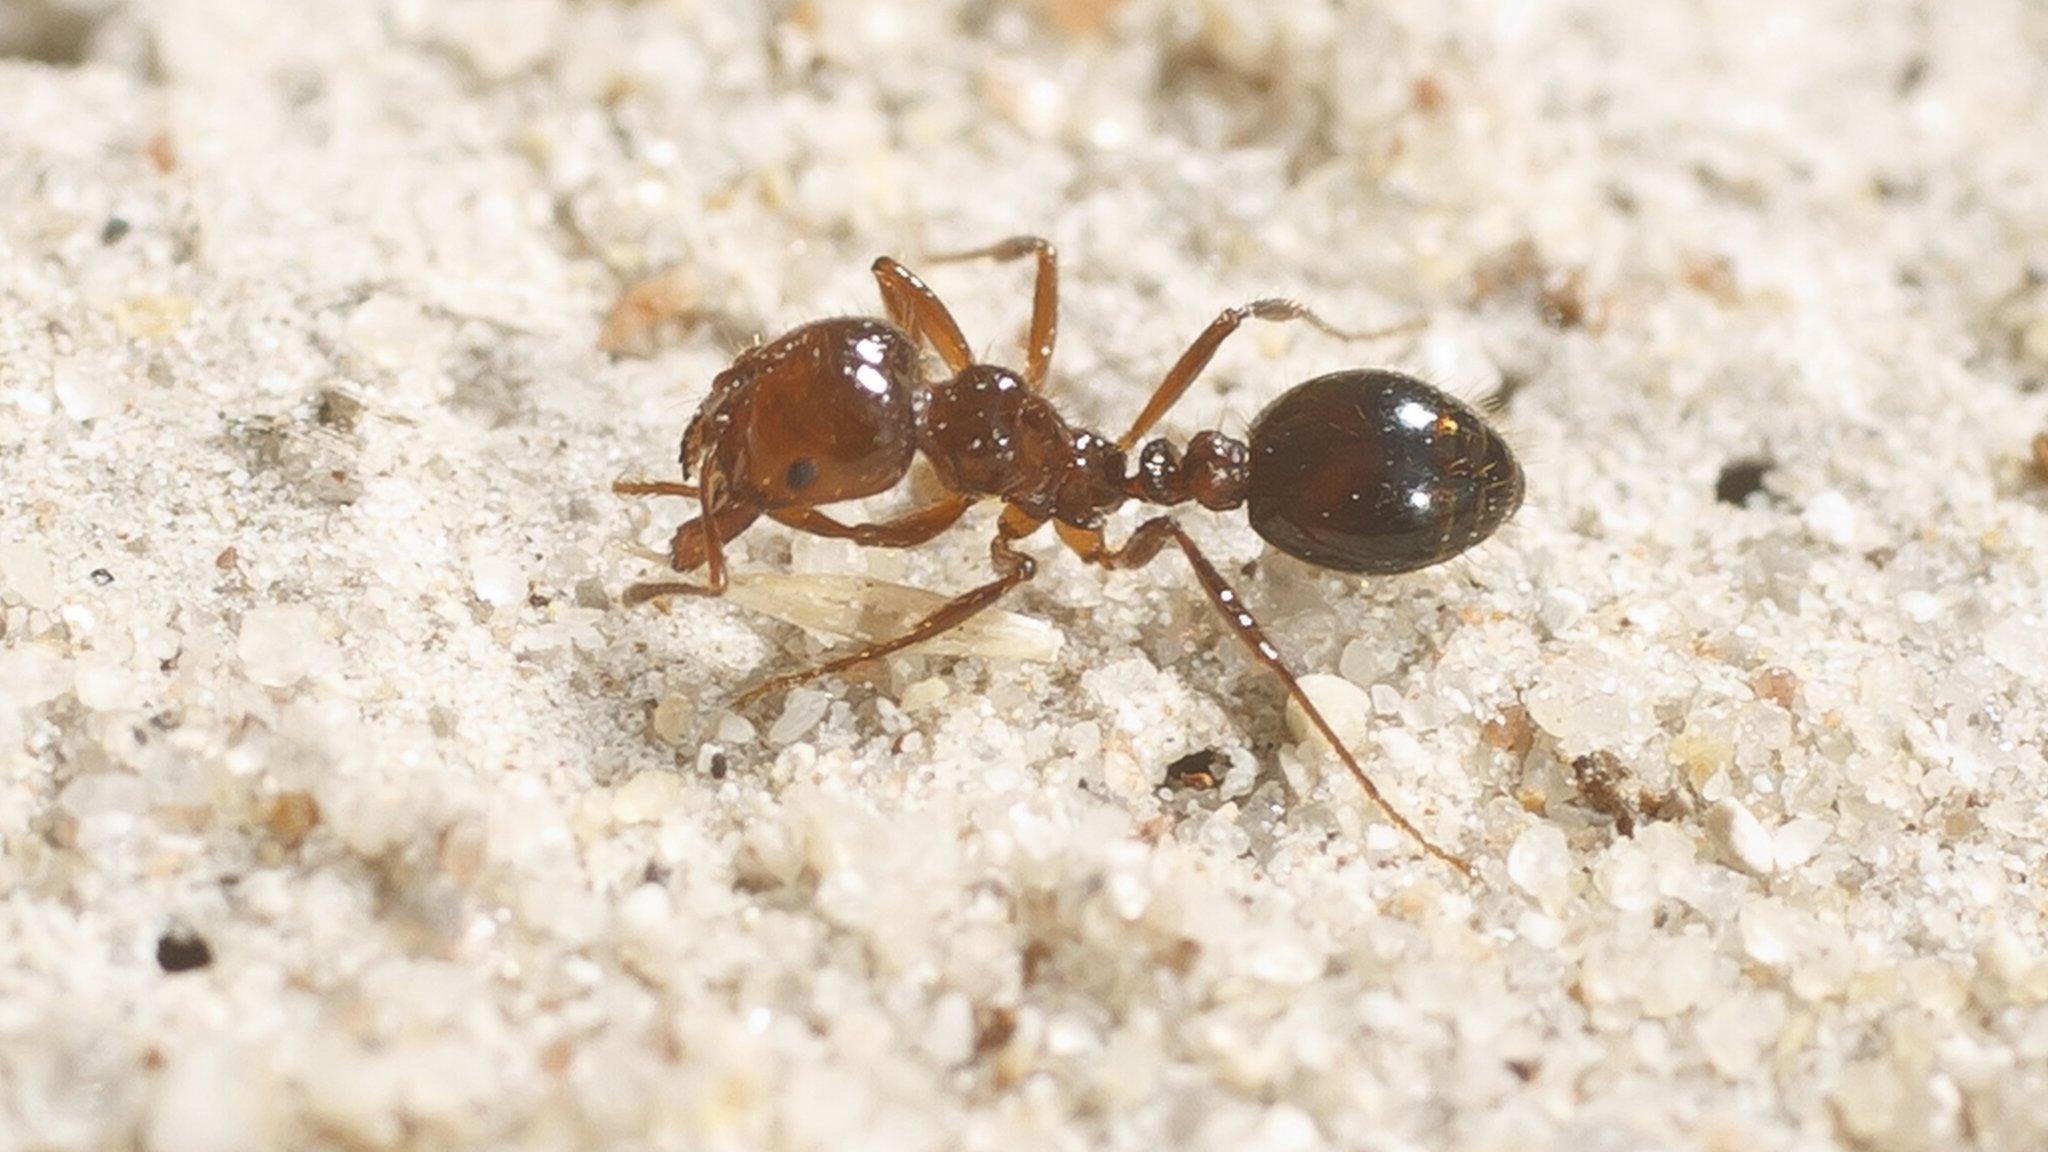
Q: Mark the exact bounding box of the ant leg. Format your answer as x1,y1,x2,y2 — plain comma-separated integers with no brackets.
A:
730,515,1042,708
1116,300,1425,451
621,472,757,605
613,480,698,498
625,494,970,601
1066,518,1474,880
873,256,975,374
925,236,1058,387
768,494,975,547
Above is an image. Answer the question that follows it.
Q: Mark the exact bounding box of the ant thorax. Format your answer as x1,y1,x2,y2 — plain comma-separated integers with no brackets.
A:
916,364,1127,528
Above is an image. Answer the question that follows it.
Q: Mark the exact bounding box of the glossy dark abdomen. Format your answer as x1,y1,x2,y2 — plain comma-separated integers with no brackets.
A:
1245,370,1523,574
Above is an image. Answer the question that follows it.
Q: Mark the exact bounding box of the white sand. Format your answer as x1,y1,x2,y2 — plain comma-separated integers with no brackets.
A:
3,1,2047,1149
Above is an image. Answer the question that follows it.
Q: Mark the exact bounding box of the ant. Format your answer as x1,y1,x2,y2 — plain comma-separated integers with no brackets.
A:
614,238,1524,878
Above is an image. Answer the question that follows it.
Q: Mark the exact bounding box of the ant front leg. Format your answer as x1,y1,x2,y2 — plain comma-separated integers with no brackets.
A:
768,494,976,548
613,480,698,499
619,471,759,605
925,236,1058,387
1117,300,1425,450
731,512,1042,708
1066,518,1474,880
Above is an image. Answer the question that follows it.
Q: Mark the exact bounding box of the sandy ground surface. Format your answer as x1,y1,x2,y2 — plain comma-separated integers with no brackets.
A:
3,1,2048,1149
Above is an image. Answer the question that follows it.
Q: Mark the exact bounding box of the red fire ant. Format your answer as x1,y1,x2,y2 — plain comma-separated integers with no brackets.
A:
615,238,1524,878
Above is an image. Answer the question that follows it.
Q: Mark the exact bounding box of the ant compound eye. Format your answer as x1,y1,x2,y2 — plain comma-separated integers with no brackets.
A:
785,458,817,492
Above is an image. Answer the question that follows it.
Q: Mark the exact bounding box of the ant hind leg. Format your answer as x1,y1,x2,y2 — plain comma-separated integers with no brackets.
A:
731,516,1041,708
1070,517,1474,880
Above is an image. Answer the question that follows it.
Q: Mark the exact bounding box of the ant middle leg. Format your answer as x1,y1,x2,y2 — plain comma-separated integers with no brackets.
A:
874,256,975,374
1117,300,1425,450
925,236,1058,387
730,512,1042,708
1062,518,1473,880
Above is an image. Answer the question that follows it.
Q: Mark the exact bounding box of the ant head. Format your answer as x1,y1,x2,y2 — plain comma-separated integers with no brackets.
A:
689,318,923,510
1244,370,1523,574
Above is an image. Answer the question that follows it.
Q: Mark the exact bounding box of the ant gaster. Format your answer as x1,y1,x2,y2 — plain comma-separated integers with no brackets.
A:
616,238,1524,878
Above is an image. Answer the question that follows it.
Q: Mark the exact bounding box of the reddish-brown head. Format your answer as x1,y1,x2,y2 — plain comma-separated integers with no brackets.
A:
687,318,923,510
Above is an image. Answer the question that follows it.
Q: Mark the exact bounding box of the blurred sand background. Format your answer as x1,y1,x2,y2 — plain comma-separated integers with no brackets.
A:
3,1,2048,1149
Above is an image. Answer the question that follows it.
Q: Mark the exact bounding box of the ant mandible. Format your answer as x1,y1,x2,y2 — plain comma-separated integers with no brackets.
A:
614,238,1524,878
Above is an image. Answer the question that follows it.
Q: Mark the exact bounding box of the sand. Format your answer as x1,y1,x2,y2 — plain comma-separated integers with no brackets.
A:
2,1,2047,1149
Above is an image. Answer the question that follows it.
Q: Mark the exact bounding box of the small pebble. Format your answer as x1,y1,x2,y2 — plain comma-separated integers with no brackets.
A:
617,883,672,936
344,293,439,369
470,552,527,607
1524,654,1648,752
1283,674,1371,754
922,993,976,1066
1739,899,1801,967
1750,666,1800,709
1983,614,2048,679
236,606,328,687
1507,824,1573,914
1538,587,1588,633
1639,933,1714,1017
0,542,59,610
74,658,140,711
649,696,693,746
612,772,682,824
715,711,756,744
898,677,950,711
1594,842,1658,910
157,930,213,973
1338,637,1399,684
262,793,320,848
768,689,831,746
1799,490,1857,546
1896,591,1942,623
1772,817,1831,870
54,361,129,421
1696,995,1778,1078
1832,1060,1902,1142
145,1047,273,1152
1704,797,1775,876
